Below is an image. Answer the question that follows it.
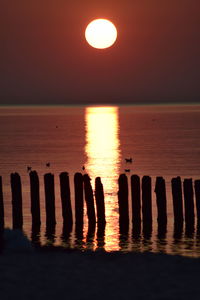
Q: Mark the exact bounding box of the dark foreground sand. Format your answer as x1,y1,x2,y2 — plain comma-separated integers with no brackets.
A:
1,229,200,300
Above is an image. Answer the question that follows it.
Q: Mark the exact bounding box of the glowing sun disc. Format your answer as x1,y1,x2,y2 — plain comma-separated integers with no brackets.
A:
85,19,117,49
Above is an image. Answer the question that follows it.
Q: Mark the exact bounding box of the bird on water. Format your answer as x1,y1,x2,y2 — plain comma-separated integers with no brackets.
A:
27,166,32,172
125,158,133,163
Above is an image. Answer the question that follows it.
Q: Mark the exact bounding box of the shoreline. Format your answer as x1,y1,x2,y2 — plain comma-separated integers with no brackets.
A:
1,230,200,299
1,248,200,299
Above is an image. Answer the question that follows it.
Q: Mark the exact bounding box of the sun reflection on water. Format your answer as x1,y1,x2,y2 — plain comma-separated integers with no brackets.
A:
85,107,121,250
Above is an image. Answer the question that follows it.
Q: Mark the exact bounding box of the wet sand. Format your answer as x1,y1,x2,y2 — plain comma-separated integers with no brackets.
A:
1,229,200,299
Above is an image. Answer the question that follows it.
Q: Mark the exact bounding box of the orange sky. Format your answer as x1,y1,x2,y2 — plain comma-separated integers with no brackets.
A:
1,0,200,104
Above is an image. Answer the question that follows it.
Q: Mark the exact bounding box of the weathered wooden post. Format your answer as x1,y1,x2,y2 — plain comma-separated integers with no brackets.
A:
44,173,56,228
194,180,200,225
173,226,183,240
119,233,129,252
97,224,105,242
74,173,84,236
95,177,106,227
86,223,96,243
83,174,96,228
59,172,73,231
183,178,194,230
155,177,167,228
11,173,23,229
31,226,41,247
171,177,184,228
29,171,41,228
142,176,152,233
118,174,129,234
45,225,56,245
96,230,105,249
0,176,4,230
131,175,141,227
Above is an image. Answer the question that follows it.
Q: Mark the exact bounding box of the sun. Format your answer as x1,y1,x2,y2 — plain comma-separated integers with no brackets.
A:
85,19,117,49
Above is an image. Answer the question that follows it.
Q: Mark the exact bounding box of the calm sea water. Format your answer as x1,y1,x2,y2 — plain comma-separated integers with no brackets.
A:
1,104,200,256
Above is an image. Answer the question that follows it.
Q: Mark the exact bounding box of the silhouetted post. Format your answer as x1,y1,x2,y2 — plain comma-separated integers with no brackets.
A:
131,175,141,227
86,223,96,245
95,177,106,228
83,174,96,228
74,173,84,236
11,173,23,229
29,171,41,228
96,227,105,249
183,179,194,229
31,225,41,247
45,224,56,245
0,176,4,230
142,176,152,232
119,233,129,252
155,177,167,228
59,172,73,231
118,174,129,234
195,180,200,224
171,177,184,228
44,173,56,228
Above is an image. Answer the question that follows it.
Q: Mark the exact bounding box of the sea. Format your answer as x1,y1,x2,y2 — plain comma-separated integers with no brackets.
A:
1,104,200,256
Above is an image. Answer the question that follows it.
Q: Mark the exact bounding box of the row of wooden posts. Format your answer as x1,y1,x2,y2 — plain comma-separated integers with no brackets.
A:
0,172,200,235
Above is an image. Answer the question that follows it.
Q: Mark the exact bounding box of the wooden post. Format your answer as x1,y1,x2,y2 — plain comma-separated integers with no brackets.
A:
29,171,41,228
74,173,84,236
171,177,183,227
95,177,106,227
194,180,200,224
131,175,141,226
142,176,152,232
44,173,56,228
97,225,105,242
183,179,194,229
119,233,129,251
155,177,167,228
96,229,105,249
83,174,96,228
11,173,23,229
118,174,129,234
0,176,4,230
173,225,183,240
61,223,72,243
31,225,41,247
59,172,73,231
45,224,56,245
86,222,96,242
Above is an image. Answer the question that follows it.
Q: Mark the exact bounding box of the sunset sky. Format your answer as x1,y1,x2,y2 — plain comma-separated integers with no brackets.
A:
1,0,200,105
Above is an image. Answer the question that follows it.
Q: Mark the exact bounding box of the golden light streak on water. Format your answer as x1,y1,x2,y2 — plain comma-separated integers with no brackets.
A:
85,107,121,251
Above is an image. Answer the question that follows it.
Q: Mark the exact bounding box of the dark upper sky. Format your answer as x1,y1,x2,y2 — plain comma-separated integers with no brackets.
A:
1,0,200,105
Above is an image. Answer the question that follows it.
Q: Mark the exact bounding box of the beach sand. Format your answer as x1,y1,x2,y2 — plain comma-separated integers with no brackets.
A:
0,229,200,299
